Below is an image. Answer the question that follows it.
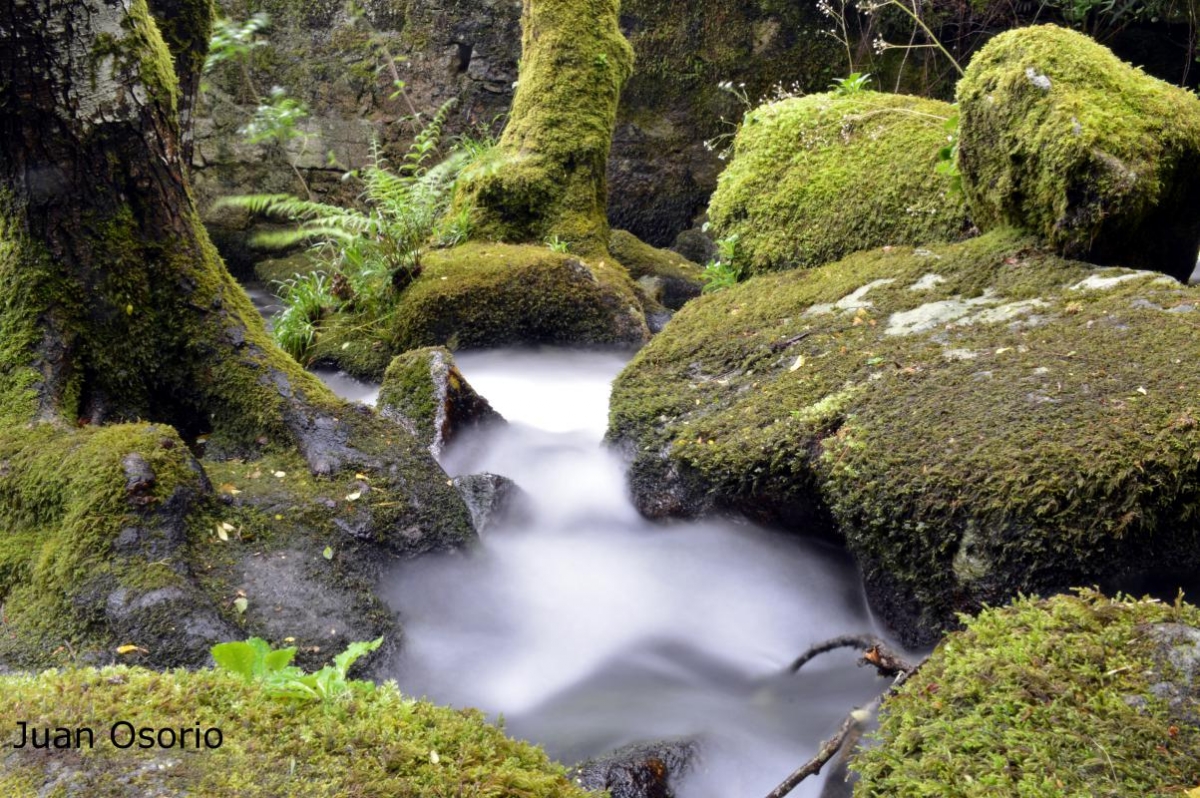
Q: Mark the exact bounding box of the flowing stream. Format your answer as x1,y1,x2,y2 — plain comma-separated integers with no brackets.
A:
243,276,900,798
374,348,892,797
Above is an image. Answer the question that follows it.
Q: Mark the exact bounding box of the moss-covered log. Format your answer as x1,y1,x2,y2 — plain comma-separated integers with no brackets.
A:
957,25,1200,281
0,0,472,667
707,91,970,275
609,229,1200,645
453,0,634,254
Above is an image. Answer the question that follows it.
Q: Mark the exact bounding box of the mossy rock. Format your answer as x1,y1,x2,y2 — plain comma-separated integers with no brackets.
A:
609,229,1200,645
0,665,594,797
609,229,703,310
310,243,649,380
852,591,1200,796
706,91,970,275
957,25,1200,281
0,422,238,670
378,346,502,456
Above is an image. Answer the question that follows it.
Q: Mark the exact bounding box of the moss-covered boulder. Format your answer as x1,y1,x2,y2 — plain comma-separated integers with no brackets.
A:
706,91,970,275
609,229,704,310
0,665,593,797
609,229,1200,645
852,591,1200,796
957,25,1200,281
0,423,236,670
312,243,649,379
378,346,502,456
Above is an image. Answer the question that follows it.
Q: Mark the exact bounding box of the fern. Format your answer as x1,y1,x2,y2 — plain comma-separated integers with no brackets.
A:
220,99,497,359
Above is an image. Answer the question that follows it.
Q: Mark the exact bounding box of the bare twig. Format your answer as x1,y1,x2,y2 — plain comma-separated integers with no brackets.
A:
769,637,927,798
787,634,914,676
766,707,868,798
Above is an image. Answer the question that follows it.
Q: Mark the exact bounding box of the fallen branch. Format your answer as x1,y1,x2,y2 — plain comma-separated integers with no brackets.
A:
768,636,926,798
787,634,914,677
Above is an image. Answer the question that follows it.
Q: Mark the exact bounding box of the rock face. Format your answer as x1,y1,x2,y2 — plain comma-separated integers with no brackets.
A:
195,0,844,264
851,592,1200,794
378,346,503,456
570,738,699,798
453,473,526,535
310,243,650,379
706,91,970,275
0,665,594,797
608,230,1200,645
957,25,1200,281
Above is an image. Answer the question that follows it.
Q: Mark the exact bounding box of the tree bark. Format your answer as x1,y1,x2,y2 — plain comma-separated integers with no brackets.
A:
0,0,472,668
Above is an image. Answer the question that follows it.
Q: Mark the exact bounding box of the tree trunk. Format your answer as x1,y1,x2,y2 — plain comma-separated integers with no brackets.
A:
455,0,633,255
0,0,472,668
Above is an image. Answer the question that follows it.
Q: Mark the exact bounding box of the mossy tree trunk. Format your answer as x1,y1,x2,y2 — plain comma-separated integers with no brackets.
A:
0,0,471,667
146,0,215,164
456,0,633,255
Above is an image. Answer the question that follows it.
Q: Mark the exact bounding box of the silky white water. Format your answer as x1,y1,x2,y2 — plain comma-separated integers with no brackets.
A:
360,347,893,798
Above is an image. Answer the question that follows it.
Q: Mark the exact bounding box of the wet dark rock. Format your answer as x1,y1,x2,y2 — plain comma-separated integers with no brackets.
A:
569,738,699,798
453,473,526,535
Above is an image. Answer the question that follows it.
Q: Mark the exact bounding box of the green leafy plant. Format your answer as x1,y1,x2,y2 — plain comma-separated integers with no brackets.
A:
544,234,571,253
202,12,270,91
218,101,483,360
701,232,744,293
211,636,384,703
934,110,962,194
270,271,334,361
831,72,874,95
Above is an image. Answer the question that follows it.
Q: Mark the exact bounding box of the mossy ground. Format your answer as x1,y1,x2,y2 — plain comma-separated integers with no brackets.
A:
706,91,970,275
0,665,595,797
310,242,649,380
852,591,1200,796
957,25,1200,280
609,229,1200,644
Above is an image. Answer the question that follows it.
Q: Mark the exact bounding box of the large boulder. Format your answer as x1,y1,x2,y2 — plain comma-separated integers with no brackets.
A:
957,25,1200,281
852,592,1200,795
706,91,970,275
0,665,592,797
608,229,1200,645
311,243,650,379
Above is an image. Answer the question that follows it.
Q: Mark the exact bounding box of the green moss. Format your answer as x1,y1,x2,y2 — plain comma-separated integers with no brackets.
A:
0,422,207,667
853,591,1200,796
609,229,1200,643
453,0,633,254
377,348,444,445
0,665,595,797
91,0,182,118
957,25,1200,280
608,229,704,310
311,243,649,379
707,91,970,275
